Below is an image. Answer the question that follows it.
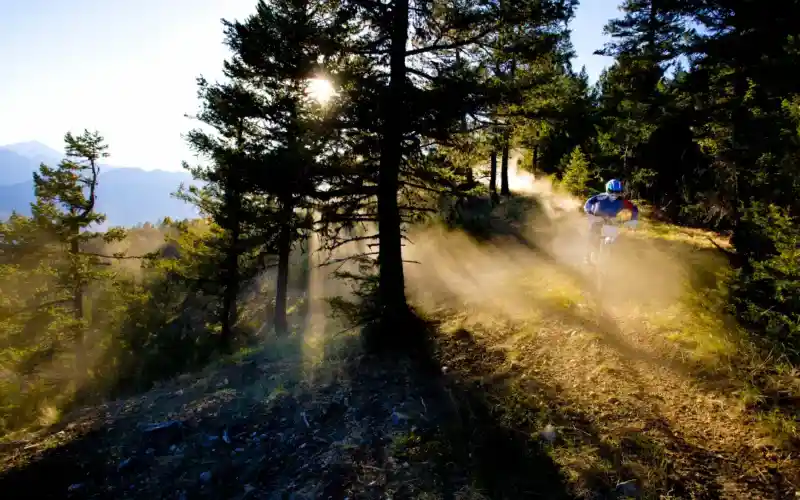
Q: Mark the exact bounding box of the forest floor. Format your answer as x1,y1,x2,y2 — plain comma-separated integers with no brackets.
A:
1,186,799,499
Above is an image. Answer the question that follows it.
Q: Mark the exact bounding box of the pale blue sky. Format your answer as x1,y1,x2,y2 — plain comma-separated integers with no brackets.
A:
0,0,618,171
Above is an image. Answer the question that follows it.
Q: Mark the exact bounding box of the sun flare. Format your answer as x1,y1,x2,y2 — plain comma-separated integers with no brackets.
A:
307,78,336,104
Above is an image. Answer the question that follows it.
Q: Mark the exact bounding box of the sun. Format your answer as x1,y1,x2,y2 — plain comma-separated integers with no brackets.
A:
306,78,336,105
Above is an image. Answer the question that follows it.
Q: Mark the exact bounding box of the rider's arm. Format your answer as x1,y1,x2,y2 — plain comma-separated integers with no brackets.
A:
583,195,600,215
623,199,639,220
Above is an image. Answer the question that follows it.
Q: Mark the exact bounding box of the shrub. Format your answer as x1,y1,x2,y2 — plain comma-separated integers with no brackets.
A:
559,146,593,197
729,202,800,358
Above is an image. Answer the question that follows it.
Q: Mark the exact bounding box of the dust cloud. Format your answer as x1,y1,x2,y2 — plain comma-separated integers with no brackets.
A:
402,154,691,332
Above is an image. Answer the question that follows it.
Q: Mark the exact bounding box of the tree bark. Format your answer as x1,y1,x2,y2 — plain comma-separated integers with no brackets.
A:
500,58,515,196
274,197,293,335
70,231,86,373
220,127,246,350
501,132,510,196
220,213,240,350
376,0,410,338
490,151,498,194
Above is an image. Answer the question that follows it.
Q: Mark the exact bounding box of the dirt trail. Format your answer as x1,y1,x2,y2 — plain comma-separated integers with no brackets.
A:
403,176,799,498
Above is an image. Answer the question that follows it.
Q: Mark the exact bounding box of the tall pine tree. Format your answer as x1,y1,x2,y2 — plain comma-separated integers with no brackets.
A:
185,0,343,340
322,0,575,349
30,130,126,372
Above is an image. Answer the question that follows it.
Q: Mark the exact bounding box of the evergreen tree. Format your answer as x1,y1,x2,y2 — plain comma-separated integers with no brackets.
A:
184,0,342,339
559,145,593,197
29,130,126,372
322,0,575,347
182,83,265,349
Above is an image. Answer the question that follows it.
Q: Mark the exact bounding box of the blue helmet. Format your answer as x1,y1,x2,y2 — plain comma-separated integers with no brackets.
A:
605,179,623,194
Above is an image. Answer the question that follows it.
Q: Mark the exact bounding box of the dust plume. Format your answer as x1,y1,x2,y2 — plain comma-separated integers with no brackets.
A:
403,158,694,352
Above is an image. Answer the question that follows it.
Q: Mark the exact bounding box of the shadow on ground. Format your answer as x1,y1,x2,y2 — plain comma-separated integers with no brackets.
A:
1,301,797,499
429,314,799,499
0,305,574,500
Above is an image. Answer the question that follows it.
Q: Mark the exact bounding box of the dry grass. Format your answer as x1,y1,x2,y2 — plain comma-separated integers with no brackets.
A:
403,171,800,497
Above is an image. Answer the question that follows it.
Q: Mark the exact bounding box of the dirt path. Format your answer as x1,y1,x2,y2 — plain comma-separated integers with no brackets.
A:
430,306,797,498
405,193,800,498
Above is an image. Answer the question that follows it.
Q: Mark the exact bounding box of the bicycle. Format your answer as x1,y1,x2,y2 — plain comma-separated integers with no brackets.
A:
586,215,631,293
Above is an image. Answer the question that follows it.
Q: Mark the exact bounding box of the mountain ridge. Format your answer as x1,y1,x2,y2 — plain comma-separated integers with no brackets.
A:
0,141,201,227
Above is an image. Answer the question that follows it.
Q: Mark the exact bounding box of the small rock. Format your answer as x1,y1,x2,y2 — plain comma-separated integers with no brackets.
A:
67,483,83,492
142,420,183,448
199,471,212,483
142,420,182,434
615,479,639,498
117,457,133,472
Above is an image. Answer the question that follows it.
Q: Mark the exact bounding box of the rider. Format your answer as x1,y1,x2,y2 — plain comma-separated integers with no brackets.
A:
583,179,639,263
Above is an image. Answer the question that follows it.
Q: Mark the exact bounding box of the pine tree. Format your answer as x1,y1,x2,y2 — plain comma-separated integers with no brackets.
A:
559,145,593,197
323,0,575,348
182,83,263,349
185,0,343,339
29,130,126,372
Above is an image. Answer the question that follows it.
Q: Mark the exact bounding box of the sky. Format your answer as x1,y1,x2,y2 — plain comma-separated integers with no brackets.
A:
0,0,620,171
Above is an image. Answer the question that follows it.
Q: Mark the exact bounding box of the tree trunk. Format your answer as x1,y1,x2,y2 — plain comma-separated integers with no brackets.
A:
274,198,293,335
220,220,240,350
376,0,410,341
500,59,515,196
70,232,86,373
70,237,83,321
457,49,473,186
490,151,498,195
501,133,510,196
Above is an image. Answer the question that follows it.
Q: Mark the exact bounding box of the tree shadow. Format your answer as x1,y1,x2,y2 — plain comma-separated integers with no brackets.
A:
429,320,798,498
0,304,568,499
1,282,796,499
304,287,574,498
420,326,573,498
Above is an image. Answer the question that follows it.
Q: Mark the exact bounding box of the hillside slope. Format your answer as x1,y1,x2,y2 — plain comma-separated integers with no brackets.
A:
0,185,798,499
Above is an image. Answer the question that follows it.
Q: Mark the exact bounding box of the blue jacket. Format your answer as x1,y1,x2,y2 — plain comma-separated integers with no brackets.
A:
583,193,639,220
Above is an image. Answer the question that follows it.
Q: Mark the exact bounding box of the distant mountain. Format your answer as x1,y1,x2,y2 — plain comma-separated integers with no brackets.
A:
0,141,202,227
0,148,41,185
1,140,63,167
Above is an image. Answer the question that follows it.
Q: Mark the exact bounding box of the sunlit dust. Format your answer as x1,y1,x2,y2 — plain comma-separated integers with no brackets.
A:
307,78,336,105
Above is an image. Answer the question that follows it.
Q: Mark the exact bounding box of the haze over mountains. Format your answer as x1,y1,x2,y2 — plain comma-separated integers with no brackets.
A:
0,141,200,227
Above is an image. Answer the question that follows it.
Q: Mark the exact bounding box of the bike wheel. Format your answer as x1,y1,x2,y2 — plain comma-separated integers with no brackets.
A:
595,241,609,293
